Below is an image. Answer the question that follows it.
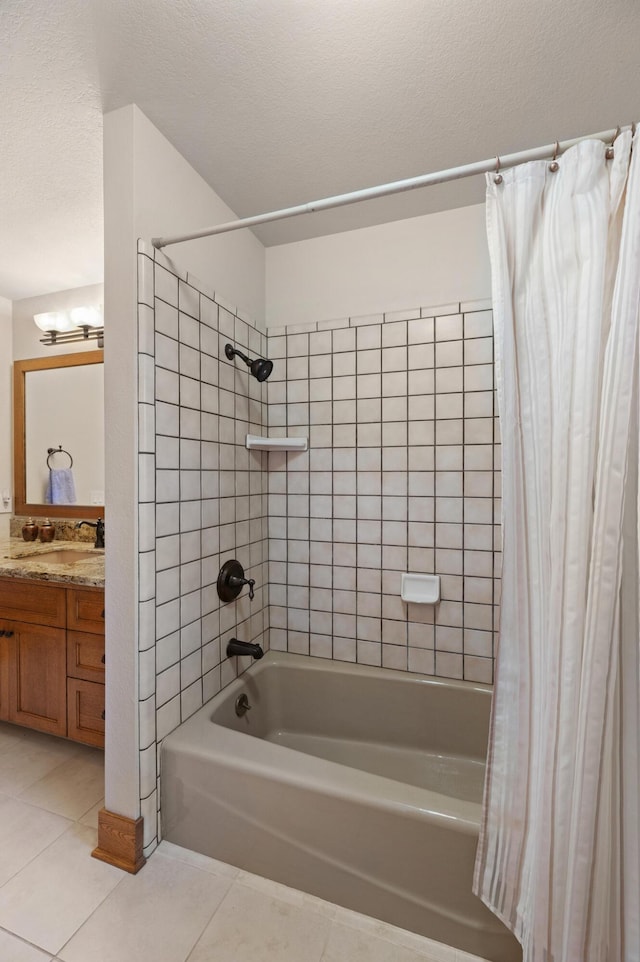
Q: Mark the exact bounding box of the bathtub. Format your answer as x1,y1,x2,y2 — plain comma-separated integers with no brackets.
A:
161,652,520,962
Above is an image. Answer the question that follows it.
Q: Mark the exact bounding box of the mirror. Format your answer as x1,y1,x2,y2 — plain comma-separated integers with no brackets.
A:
13,351,104,519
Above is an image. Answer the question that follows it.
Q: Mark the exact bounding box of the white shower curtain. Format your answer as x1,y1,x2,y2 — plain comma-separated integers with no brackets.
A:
474,128,640,962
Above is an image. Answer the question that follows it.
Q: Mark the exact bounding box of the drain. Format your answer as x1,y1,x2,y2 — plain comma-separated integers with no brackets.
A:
235,693,251,717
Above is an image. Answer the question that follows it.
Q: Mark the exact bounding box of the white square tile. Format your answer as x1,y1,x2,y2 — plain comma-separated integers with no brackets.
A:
464,336,493,365
435,340,463,368
382,319,408,345
435,651,463,679
156,695,181,741
179,279,200,320
137,255,154,306
407,317,434,344
408,342,434,370
434,314,463,341
464,364,494,392
463,308,493,337
138,303,155,355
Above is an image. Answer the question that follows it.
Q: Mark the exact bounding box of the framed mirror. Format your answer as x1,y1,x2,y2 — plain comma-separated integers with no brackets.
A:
13,351,104,519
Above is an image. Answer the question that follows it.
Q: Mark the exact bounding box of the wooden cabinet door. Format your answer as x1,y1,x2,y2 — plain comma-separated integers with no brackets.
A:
8,621,67,737
67,679,105,748
0,630,10,721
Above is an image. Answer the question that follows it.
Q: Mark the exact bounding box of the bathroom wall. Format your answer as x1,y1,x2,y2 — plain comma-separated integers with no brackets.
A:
0,295,12,533
103,104,267,823
266,203,491,328
266,299,500,684
136,244,269,853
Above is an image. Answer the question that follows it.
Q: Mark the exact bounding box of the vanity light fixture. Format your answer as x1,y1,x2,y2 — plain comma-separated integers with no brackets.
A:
34,306,104,347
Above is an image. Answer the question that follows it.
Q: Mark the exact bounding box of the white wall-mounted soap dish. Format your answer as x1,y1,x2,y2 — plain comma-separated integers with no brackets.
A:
400,573,440,605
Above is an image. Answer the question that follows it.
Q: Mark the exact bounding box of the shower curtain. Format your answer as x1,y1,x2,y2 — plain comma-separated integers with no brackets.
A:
474,128,640,962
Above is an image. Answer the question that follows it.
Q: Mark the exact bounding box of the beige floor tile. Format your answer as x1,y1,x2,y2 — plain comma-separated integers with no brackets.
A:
158,840,240,879
187,879,331,962
0,727,81,797
78,798,104,828
238,868,338,918
0,795,71,887
19,750,104,820
0,823,123,954
331,904,457,959
59,851,231,962
321,920,441,961
0,929,54,961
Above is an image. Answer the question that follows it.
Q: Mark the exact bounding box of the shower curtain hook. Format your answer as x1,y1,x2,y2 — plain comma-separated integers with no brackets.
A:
549,141,560,172
606,126,621,160
494,156,503,185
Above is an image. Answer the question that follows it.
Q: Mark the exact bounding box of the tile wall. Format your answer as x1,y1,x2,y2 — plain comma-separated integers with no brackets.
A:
266,303,501,686
135,241,501,852
136,244,269,854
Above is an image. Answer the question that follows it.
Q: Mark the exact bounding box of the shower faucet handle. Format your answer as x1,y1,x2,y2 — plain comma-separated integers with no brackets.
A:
217,559,256,603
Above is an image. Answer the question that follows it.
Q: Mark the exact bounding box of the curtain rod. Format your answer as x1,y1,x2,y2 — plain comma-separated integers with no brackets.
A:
152,126,625,249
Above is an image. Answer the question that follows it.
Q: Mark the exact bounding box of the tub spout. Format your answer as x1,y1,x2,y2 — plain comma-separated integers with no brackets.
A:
227,638,264,660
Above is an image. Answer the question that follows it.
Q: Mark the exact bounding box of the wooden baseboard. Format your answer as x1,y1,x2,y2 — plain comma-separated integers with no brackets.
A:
92,808,146,874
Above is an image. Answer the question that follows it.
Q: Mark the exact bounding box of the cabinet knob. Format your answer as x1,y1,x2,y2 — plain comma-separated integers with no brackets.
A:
4,630,13,638
101,710,106,720
101,653,105,664
101,610,105,619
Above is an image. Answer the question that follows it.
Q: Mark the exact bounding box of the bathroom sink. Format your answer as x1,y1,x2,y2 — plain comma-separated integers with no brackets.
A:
17,549,103,565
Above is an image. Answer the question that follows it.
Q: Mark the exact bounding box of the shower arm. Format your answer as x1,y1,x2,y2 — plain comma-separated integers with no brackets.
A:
226,345,251,369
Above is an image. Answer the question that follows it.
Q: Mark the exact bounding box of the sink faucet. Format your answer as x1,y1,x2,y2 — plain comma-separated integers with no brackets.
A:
76,518,105,548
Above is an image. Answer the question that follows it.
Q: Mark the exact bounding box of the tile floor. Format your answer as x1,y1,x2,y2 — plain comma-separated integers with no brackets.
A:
0,722,490,962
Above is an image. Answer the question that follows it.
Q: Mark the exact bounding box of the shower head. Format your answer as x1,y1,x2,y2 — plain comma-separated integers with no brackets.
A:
224,343,273,382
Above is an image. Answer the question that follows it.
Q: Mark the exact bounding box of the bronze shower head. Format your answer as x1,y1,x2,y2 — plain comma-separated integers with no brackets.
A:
224,343,273,382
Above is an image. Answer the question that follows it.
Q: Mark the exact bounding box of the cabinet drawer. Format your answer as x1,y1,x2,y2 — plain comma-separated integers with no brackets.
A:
67,631,105,683
0,578,66,628
67,678,105,748
67,589,105,635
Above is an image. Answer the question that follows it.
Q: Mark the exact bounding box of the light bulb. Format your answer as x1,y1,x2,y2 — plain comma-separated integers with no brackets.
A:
70,305,103,329
33,311,74,333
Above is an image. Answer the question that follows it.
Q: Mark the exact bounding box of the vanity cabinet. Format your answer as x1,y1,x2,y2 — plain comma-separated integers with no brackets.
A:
0,578,104,747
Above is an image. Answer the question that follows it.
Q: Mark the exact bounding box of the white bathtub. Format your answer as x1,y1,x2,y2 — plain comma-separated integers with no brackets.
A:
161,651,520,962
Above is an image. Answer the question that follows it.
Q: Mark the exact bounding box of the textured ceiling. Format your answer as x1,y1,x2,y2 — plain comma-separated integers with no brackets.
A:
1,0,639,299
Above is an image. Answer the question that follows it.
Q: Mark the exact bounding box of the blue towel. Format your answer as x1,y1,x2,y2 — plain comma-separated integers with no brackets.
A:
45,468,77,505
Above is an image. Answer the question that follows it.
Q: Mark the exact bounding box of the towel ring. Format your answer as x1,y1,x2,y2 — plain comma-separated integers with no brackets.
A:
47,446,73,469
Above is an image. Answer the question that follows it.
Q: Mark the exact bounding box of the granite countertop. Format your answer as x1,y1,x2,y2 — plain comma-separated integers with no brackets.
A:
0,538,105,587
